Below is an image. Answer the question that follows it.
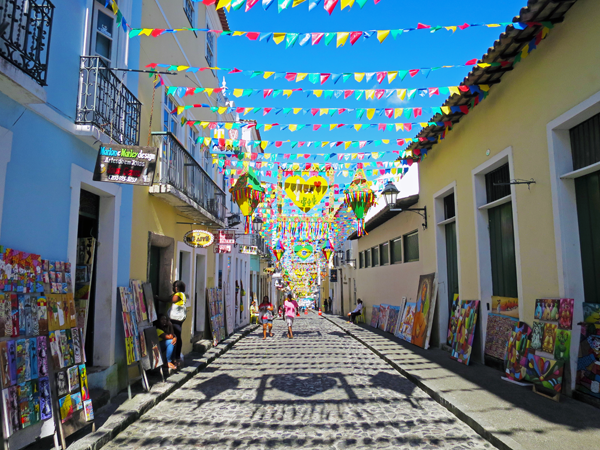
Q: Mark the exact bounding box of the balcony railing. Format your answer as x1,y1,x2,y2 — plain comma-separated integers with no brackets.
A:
152,131,226,223
76,56,141,146
0,0,54,85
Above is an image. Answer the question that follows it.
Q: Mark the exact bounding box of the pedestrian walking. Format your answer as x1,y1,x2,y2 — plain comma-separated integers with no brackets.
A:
284,294,299,339
347,299,364,324
258,296,274,339
156,280,187,367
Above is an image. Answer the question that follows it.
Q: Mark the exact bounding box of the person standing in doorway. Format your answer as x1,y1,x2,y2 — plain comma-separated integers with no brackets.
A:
347,299,363,324
156,280,187,367
284,294,299,339
258,296,274,340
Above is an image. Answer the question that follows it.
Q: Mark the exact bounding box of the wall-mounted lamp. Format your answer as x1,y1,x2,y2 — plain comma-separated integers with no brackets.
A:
381,181,428,230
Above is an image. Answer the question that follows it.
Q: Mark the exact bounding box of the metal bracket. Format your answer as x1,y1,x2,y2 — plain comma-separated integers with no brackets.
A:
493,178,536,190
389,205,428,230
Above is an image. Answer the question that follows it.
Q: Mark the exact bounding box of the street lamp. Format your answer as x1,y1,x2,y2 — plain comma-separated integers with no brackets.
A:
381,181,428,230
252,216,263,233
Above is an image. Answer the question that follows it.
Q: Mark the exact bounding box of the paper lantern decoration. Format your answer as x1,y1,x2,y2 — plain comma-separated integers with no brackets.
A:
229,168,265,234
343,169,376,237
284,175,328,213
273,239,285,262
321,239,334,261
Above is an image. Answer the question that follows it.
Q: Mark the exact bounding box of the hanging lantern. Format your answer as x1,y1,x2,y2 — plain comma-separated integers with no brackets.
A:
321,239,334,261
229,168,265,234
344,169,376,237
273,239,285,262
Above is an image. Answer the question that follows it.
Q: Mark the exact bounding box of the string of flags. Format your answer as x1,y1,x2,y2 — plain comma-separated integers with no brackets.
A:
106,0,129,31
203,0,382,14
129,22,540,46
166,84,488,100
146,60,511,84
174,103,476,119
186,120,437,132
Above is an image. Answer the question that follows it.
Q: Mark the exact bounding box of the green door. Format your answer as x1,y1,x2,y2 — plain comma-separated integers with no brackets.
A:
575,171,600,303
445,221,459,309
489,202,518,298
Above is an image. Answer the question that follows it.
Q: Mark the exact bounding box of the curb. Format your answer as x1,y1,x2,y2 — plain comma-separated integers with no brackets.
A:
323,316,511,450
69,324,259,450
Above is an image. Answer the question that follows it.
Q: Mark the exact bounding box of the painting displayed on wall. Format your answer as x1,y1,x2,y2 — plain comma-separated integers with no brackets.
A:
540,299,559,321
491,296,519,319
386,306,401,334
558,298,574,330
484,313,517,360
530,321,544,353
450,301,480,365
576,303,600,400
542,323,558,354
447,294,460,347
370,306,380,328
504,322,532,381
378,305,390,332
554,330,571,361
525,353,564,392
396,300,416,342
410,273,438,349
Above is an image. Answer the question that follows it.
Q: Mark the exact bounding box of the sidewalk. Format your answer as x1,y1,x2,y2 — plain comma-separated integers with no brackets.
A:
324,315,599,450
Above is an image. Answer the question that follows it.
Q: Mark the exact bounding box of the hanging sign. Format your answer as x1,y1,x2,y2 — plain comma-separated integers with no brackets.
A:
214,244,232,253
240,245,258,255
184,230,214,248
217,230,236,244
330,269,338,283
93,145,158,185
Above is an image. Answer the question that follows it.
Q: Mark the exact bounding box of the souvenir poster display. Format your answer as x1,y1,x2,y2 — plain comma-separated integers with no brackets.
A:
576,303,600,400
377,305,390,331
207,288,225,345
118,287,141,366
386,305,401,334
504,322,532,382
484,314,517,360
369,305,380,328
74,238,96,336
449,301,480,365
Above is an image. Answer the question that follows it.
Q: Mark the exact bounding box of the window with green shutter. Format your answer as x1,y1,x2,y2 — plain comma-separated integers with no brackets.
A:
365,249,371,267
359,252,364,269
372,246,379,266
403,231,419,262
380,242,389,265
391,237,402,264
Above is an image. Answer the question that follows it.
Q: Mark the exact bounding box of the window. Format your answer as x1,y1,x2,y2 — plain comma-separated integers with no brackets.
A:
372,246,379,267
359,252,364,269
206,19,216,69
183,0,195,27
485,163,510,203
380,242,389,265
92,0,116,66
346,249,350,262
163,92,179,138
365,249,371,268
391,237,402,264
188,126,198,158
444,193,455,220
570,112,600,170
403,231,419,262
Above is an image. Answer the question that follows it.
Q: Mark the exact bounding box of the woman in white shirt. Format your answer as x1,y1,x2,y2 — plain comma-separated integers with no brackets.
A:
347,299,364,324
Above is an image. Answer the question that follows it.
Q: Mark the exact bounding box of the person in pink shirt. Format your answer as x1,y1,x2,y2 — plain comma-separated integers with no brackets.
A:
284,293,299,339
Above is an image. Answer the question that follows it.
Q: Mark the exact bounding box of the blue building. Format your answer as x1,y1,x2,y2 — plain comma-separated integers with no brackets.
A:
0,0,141,395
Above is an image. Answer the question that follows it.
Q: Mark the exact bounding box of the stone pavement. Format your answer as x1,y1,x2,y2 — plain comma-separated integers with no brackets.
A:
324,315,600,450
101,315,492,450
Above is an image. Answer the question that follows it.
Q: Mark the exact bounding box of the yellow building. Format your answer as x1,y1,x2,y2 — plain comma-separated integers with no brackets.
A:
353,0,599,395
131,2,253,358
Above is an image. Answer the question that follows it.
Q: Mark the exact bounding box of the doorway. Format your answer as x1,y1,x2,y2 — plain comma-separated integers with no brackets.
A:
78,189,99,364
195,254,207,335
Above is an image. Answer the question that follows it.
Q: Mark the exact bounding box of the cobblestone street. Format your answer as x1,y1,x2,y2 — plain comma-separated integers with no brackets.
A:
103,316,491,450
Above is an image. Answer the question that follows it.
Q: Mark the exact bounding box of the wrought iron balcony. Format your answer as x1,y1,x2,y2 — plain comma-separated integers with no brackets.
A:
76,56,141,146
150,131,226,226
0,0,54,85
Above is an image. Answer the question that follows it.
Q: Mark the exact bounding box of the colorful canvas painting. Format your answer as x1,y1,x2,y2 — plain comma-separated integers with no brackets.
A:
447,294,460,347
558,298,574,330
2,386,19,436
0,341,11,387
56,371,68,396
49,331,61,369
72,327,82,364
397,301,416,342
71,392,83,411
4,295,12,337
530,321,544,353
450,301,480,365
386,306,401,334
576,303,600,399
540,299,559,321
38,376,52,420
11,294,18,337
554,330,571,361
67,366,79,392
582,303,600,324
0,294,7,338
370,305,380,328
37,336,48,378
143,327,163,370
37,296,48,334
491,296,519,319
504,322,532,381
142,282,158,323
484,313,517,360
542,323,558,354
59,394,73,423
411,273,438,349
79,364,89,401
29,337,38,380
84,399,94,422
525,354,564,392
7,341,16,384
17,381,32,428
378,304,390,331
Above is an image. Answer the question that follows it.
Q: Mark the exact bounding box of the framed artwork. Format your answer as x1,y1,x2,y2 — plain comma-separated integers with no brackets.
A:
450,301,480,365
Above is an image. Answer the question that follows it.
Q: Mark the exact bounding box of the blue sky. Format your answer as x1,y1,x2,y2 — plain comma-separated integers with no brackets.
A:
212,0,528,211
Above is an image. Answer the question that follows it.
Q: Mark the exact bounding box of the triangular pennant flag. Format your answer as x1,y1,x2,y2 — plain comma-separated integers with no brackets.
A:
324,0,338,14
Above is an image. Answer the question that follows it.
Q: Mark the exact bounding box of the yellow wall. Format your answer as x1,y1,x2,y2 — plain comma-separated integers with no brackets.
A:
355,209,424,325
417,0,600,327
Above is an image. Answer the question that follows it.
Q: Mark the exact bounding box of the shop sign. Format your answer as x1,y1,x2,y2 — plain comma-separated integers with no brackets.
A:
217,230,236,245
263,267,275,274
183,230,214,248
93,145,158,185
214,244,232,254
329,269,338,283
240,245,258,255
